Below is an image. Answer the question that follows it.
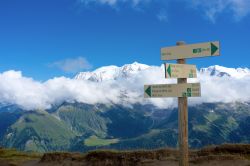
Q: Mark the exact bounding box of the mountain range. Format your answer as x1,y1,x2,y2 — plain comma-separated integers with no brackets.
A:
0,62,249,153
74,62,250,81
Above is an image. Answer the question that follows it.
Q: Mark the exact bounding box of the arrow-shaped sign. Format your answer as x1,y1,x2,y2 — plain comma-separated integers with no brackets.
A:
164,63,197,78
144,83,201,98
161,41,220,60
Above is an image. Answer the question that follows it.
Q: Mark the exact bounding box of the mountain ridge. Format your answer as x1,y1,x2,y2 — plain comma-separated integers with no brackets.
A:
74,62,250,82
74,62,150,82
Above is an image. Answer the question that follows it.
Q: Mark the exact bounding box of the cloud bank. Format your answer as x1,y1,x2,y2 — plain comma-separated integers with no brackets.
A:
0,64,250,110
78,0,148,7
77,0,250,22
49,57,92,73
189,0,250,22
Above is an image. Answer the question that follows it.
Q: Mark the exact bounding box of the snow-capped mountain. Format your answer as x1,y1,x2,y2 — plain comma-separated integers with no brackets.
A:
75,62,250,82
74,62,150,82
200,65,250,78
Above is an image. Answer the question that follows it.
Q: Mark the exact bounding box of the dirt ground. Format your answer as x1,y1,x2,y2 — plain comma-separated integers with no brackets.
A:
17,158,250,166
1,144,250,166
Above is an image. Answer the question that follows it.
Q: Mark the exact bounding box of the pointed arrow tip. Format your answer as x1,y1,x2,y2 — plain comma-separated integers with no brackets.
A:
211,43,218,55
167,64,171,77
145,86,151,97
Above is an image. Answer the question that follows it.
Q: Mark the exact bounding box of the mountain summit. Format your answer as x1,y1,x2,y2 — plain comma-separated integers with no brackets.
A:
74,62,150,82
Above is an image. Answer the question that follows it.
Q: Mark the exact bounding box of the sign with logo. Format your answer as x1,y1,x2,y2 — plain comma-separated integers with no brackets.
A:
161,41,220,60
164,63,197,78
144,83,201,98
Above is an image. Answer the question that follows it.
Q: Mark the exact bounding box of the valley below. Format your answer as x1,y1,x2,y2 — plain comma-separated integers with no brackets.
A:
0,102,250,153
1,101,250,166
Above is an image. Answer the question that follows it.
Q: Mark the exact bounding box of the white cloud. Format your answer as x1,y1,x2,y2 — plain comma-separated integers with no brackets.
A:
157,9,168,22
189,73,250,105
189,0,250,22
79,0,118,6
49,57,92,73
77,0,250,22
0,70,121,110
0,71,49,110
78,0,147,6
0,64,250,110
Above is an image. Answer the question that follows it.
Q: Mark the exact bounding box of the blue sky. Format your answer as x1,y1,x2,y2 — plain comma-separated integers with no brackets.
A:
0,0,250,80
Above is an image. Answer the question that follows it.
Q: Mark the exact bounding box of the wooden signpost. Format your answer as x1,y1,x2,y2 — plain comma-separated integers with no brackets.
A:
144,41,220,166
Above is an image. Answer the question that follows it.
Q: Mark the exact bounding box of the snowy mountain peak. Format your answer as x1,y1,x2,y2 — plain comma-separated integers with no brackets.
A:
200,65,250,78
74,62,150,82
120,61,149,73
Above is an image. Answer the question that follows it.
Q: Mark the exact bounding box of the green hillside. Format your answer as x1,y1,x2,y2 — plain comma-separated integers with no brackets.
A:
84,135,119,147
57,104,108,137
109,129,178,150
2,111,75,152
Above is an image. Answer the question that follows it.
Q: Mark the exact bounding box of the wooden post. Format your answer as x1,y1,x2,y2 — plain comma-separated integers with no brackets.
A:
177,41,189,166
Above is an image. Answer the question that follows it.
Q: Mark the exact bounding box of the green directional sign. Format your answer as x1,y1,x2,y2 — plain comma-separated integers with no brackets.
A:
144,83,201,98
164,63,197,78
161,41,220,60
